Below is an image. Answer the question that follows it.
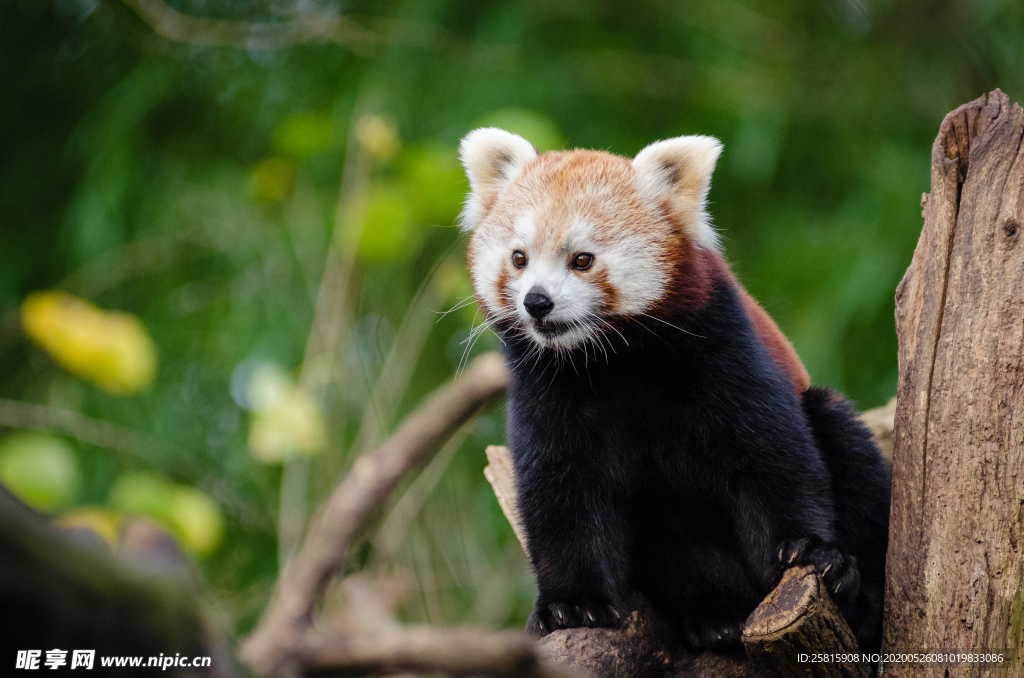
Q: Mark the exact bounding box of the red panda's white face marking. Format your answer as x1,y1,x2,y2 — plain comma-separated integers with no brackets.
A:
459,128,722,350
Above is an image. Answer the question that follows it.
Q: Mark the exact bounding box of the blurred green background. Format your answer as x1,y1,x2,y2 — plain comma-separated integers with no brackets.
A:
1,0,1021,639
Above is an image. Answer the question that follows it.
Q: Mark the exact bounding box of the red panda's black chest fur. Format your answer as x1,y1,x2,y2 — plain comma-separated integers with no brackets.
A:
502,270,891,652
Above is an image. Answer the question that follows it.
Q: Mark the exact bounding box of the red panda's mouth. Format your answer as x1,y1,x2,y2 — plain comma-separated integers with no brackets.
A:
534,319,573,338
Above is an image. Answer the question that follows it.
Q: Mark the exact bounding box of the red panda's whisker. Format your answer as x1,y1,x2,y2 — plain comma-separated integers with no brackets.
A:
573,320,591,370
460,309,517,345
587,312,629,349
458,311,510,373
457,305,526,374
587,323,613,363
435,295,478,320
637,312,706,340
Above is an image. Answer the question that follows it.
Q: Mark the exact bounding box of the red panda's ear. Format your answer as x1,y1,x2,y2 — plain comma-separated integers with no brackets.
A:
633,135,723,250
458,128,537,231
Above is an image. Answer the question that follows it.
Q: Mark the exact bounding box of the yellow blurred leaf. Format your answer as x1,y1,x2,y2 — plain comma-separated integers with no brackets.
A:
21,291,157,394
245,363,293,411
109,471,224,557
168,485,224,557
55,506,121,545
355,114,400,161
248,390,326,462
248,156,296,203
245,363,326,463
109,471,176,523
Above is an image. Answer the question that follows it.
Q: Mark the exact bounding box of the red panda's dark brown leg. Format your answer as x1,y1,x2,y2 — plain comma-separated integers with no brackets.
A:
512,439,633,634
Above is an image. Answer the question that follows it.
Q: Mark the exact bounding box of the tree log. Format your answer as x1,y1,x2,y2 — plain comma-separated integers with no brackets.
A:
300,626,579,677
743,566,868,678
0,487,237,677
885,89,1024,676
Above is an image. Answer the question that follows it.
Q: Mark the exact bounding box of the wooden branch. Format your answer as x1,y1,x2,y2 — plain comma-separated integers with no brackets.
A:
483,410,893,678
241,352,509,677
300,627,580,677
859,397,895,464
0,397,150,458
885,89,1024,674
533,593,748,678
484,444,528,550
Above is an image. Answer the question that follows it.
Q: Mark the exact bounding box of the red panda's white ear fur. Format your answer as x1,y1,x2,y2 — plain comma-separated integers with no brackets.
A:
632,135,723,251
458,127,537,231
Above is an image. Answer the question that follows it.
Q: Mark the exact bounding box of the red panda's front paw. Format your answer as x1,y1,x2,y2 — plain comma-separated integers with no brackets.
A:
681,614,744,651
526,599,625,635
777,537,861,603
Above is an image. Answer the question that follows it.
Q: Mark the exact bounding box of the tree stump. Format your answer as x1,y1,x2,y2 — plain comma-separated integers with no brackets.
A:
885,88,1024,676
743,566,868,678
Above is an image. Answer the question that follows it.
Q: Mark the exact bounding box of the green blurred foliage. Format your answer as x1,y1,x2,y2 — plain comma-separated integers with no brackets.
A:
1,0,1021,635
359,183,418,263
110,470,225,555
0,433,80,511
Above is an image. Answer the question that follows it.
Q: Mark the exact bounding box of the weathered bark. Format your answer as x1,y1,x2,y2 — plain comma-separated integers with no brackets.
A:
886,88,1024,676
534,595,680,677
743,566,868,677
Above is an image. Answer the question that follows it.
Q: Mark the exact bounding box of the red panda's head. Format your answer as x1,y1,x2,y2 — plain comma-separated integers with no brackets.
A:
459,128,722,350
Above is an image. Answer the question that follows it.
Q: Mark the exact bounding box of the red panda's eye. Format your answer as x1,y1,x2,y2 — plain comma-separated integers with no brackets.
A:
511,250,528,268
571,252,594,271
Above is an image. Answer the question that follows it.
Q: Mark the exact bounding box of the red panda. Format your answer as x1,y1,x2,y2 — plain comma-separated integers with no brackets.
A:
459,128,890,652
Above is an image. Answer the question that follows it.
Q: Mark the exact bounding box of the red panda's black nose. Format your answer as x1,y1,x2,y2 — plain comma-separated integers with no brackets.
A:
524,287,554,319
